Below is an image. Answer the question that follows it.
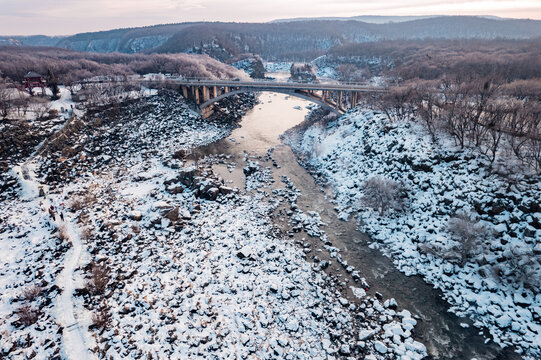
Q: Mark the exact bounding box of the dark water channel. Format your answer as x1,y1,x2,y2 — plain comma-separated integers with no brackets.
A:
196,91,520,360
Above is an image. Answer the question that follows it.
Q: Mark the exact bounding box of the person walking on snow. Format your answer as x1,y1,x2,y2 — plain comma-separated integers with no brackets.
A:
48,205,56,229
58,202,65,221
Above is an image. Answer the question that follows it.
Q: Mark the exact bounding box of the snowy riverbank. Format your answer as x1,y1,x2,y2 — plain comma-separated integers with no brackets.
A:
286,108,541,359
1,93,428,359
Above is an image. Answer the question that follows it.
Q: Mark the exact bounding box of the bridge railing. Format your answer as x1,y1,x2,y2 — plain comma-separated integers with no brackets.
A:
76,76,388,91
160,76,375,87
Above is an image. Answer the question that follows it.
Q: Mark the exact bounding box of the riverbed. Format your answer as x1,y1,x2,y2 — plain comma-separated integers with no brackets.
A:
196,91,521,360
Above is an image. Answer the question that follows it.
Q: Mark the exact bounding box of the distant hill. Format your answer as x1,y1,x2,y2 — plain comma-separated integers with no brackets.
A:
54,23,198,53
379,16,541,39
271,15,441,24
2,16,540,60
271,15,506,24
0,35,65,47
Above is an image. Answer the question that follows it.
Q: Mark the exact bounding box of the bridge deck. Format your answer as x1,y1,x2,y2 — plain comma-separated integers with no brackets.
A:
170,78,387,93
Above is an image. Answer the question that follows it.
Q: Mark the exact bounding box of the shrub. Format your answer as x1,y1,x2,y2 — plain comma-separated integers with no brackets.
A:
446,212,493,266
361,176,408,215
80,226,94,241
85,262,109,296
92,306,110,330
16,305,40,326
507,247,541,290
70,192,97,211
22,285,42,301
57,223,70,242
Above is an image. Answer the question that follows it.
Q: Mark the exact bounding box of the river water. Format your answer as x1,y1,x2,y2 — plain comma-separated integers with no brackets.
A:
197,91,520,360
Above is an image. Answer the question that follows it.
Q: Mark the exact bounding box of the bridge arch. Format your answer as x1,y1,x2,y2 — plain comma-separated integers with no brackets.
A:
198,88,342,115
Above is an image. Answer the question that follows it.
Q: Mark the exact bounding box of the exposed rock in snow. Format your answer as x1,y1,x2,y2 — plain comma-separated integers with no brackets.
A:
374,340,388,353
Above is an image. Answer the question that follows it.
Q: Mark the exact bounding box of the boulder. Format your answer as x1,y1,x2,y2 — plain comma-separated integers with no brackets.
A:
219,186,234,195
243,161,260,176
166,185,184,194
165,208,180,222
374,341,388,354
237,246,253,260
129,211,142,221
178,168,199,187
201,187,219,201
358,329,376,341
153,200,173,210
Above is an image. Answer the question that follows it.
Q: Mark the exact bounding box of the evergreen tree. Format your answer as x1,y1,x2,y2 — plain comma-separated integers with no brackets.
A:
47,69,60,100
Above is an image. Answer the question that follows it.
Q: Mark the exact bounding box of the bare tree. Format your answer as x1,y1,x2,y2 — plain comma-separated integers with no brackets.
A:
336,64,365,82
0,76,11,120
412,79,440,141
377,85,415,122
361,176,408,215
29,98,51,120
481,100,508,167
466,79,498,147
446,212,493,266
13,97,29,118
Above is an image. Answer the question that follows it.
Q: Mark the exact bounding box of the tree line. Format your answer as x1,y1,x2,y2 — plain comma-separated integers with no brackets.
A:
334,39,541,174
363,77,540,173
0,46,246,84
329,39,541,82
0,46,247,120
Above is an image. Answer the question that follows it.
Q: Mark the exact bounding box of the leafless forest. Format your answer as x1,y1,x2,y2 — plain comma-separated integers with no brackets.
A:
0,46,245,83
336,40,541,173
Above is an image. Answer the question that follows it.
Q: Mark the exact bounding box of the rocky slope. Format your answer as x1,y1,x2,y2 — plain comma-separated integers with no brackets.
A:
285,109,541,359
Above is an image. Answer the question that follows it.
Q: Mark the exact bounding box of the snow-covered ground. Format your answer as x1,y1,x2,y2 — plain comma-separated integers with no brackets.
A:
286,108,541,359
265,62,292,73
0,183,67,358
0,93,234,359
1,93,429,359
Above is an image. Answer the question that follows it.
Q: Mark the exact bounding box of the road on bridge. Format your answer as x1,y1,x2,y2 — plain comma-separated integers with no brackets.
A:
167,77,388,93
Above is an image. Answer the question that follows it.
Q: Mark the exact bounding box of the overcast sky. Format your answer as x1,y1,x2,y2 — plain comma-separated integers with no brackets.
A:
1,0,540,36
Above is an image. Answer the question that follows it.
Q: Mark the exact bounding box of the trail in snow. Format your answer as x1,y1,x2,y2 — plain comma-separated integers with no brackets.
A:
55,217,89,360
16,162,90,360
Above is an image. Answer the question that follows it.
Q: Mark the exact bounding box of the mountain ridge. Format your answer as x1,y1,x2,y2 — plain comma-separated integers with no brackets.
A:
1,16,540,60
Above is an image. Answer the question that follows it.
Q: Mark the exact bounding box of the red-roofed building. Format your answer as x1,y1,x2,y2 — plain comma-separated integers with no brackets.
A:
23,71,46,94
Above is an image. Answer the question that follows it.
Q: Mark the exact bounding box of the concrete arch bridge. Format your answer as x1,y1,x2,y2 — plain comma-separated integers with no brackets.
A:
174,78,387,116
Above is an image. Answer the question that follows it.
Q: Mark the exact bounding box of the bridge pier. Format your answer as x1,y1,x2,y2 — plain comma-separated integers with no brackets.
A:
181,86,189,99
202,86,210,102
194,87,200,104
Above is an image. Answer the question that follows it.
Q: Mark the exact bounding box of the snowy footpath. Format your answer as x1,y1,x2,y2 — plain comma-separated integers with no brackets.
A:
55,218,89,360
19,162,91,360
